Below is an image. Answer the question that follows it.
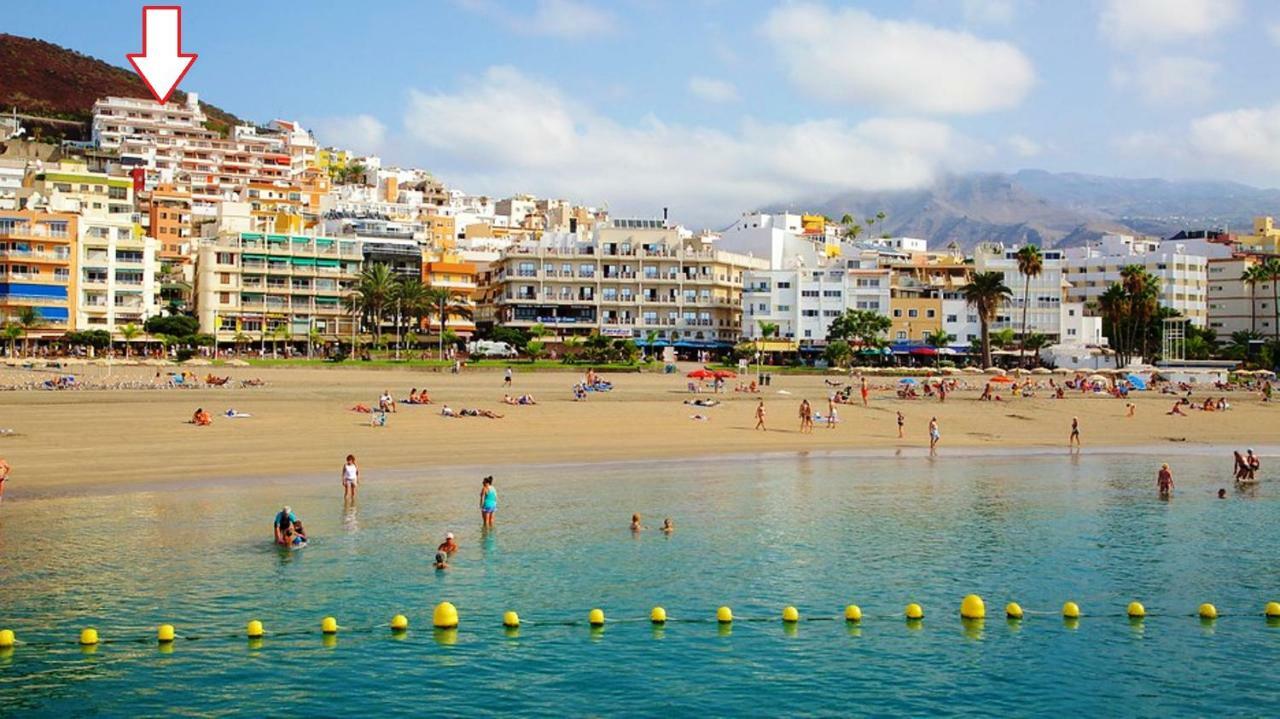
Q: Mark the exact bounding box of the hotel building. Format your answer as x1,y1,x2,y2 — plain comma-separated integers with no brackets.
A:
491,219,767,348
1063,234,1208,327
0,209,77,337
195,203,363,343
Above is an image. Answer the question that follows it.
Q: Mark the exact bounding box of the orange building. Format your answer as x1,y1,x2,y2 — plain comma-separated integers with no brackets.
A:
0,209,78,337
422,252,477,336
149,184,194,262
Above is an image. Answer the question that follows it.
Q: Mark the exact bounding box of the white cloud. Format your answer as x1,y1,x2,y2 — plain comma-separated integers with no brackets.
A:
1268,21,1280,46
1100,0,1239,44
309,114,387,155
1188,105,1280,173
761,3,1034,115
394,66,975,223
687,76,739,103
458,0,614,37
962,0,1016,25
1112,55,1218,105
1007,134,1041,158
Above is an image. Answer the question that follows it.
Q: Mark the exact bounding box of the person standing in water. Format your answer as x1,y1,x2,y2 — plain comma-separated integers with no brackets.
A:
755,400,767,431
1069,417,1081,449
928,417,940,454
480,475,498,528
1157,463,1174,497
342,454,359,501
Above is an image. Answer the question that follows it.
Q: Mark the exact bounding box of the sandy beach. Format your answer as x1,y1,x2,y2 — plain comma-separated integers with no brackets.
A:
0,363,1274,496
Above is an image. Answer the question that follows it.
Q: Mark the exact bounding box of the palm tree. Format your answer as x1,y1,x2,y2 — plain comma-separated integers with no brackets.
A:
643,329,660,361
923,328,955,368
962,271,1013,369
307,327,323,359
1022,332,1049,366
1,324,20,358
271,323,291,358
1261,257,1280,340
1014,244,1043,367
1120,265,1160,361
344,263,397,349
119,323,142,359
1241,264,1266,334
424,286,473,359
16,306,40,357
394,277,430,336
233,330,250,355
757,320,779,339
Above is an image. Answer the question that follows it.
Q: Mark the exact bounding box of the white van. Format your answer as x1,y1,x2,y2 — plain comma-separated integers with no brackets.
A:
467,340,518,358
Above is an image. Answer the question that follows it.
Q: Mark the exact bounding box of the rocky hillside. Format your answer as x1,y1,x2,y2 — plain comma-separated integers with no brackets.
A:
0,33,243,139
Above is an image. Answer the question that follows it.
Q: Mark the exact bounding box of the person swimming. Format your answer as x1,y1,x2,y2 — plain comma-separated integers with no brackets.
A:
630,513,645,531
661,518,674,534
438,532,458,554
434,551,449,570
291,519,308,545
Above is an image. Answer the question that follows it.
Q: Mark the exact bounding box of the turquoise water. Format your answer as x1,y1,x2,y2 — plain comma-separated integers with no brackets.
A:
2,450,1279,716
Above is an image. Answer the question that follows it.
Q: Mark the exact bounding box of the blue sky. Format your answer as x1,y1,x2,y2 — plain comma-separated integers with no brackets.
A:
9,0,1280,223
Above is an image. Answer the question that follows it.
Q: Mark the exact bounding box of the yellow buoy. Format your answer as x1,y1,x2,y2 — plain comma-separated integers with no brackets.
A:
960,594,985,620
1062,601,1081,619
79,628,99,646
905,603,924,620
157,624,175,643
1127,602,1145,619
844,605,862,622
1005,602,1023,620
650,607,667,624
503,611,520,628
433,602,459,629
0,629,14,648
588,608,605,626
782,606,800,623
246,620,264,638
321,616,339,634
1198,603,1217,620
390,614,409,631
1266,601,1280,618
716,606,733,623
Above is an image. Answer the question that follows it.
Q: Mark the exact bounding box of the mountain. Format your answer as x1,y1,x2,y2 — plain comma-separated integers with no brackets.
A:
0,33,244,139
782,170,1280,252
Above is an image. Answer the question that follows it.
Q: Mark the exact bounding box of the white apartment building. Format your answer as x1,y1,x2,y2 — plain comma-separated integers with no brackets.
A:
0,159,27,210
973,243,1072,340
1206,255,1277,338
1063,234,1208,326
492,219,767,348
741,232,891,344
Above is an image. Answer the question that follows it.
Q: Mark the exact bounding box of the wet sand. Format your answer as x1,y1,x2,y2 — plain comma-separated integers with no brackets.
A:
0,363,1273,496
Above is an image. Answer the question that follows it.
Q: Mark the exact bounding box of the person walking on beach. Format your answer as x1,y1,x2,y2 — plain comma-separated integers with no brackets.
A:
860,376,869,407
928,417,940,454
799,399,813,433
897,411,905,438
0,456,9,502
1069,417,1081,449
1157,463,1174,497
504,367,513,388
480,475,498,528
342,454,359,500
827,397,838,430
755,400,767,431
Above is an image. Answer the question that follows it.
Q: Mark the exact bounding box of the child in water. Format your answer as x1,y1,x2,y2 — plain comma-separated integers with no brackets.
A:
434,551,449,570
661,518,674,534
630,513,645,531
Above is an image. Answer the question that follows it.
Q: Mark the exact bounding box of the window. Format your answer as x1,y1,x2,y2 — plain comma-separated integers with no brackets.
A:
801,290,819,298
896,331,907,340
777,281,791,289
893,309,902,317
946,314,958,323
823,310,839,317
823,290,841,298
925,309,935,318
908,309,918,318
802,309,818,317
219,292,230,304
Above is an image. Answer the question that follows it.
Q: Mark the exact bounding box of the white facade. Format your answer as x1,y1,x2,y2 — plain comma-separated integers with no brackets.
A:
973,243,1071,340
1063,234,1209,326
77,214,159,332
1206,256,1277,338
0,160,25,211
720,211,806,268
940,294,982,346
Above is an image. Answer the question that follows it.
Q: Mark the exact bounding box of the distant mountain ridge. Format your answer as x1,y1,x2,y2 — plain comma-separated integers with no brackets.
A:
765,170,1280,253
0,33,243,139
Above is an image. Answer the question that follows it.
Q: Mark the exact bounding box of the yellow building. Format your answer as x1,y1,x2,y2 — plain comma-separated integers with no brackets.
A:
1235,216,1280,253
313,147,352,172
888,291,943,343
422,212,456,250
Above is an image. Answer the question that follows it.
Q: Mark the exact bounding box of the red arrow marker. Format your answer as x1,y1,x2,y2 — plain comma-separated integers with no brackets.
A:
126,6,198,105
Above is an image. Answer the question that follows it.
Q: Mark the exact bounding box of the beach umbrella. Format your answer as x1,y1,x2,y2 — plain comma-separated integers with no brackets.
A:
1012,368,1031,375
989,376,1014,384
712,369,737,379
964,367,984,374
984,367,1003,374
941,367,962,375
1257,369,1276,377
909,347,936,356
1086,374,1108,383
1052,367,1074,374
686,369,715,379
1032,367,1052,375
1126,374,1147,390
899,377,917,384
